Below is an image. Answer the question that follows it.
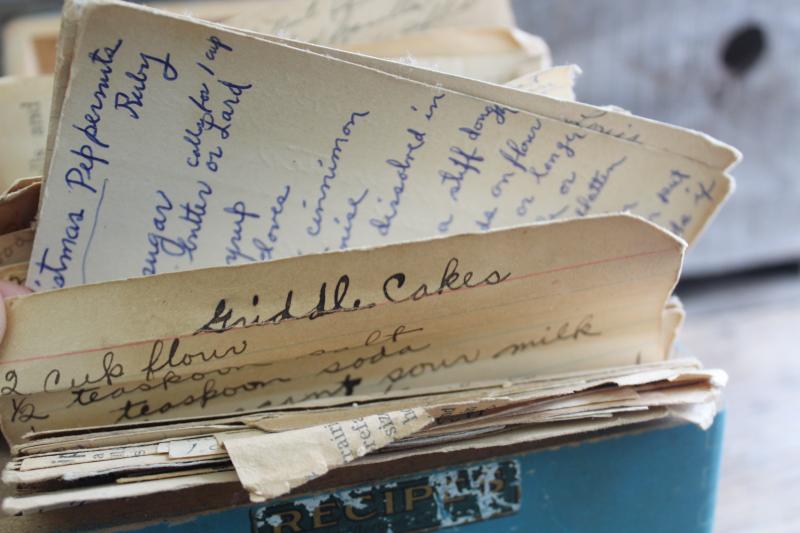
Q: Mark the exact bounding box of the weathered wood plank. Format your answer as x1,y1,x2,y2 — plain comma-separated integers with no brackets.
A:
514,0,800,275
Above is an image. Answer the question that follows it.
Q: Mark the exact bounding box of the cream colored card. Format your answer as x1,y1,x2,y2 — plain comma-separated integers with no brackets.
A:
228,28,737,174
506,65,580,100
2,0,516,76
0,215,682,442
0,77,52,191
345,27,549,83
29,0,735,291
219,0,516,46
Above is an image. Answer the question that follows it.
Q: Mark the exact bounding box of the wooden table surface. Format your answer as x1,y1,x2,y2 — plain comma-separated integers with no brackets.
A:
678,269,800,533
0,270,797,532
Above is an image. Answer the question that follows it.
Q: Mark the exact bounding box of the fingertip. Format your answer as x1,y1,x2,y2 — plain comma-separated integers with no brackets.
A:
0,281,32,298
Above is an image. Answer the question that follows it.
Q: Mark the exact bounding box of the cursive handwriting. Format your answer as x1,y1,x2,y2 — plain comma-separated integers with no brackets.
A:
319,325,430,375
382,349,480,391
459,103,518,140
142,181,213,275
142,337,248,381
43,351,123,393
223,201,260,264
33,210,85,288
515,196,535,217
112,373,289,423
196,256,510,334
196,274,374,333
657,170,691,205
370,128,426,236
66,38,123,194
475,207,498,231
425,93,446,120
115,51,178,120
68,360,263,409
438,214,454,233
306,110,370,236
694,179,717,205
339,188,369,249
438,146,484,201
526,131,587,183
564,110,641,143
574,156,627,217
499,118,543,174
252,185,291,260
491,172,514,198
383,257,511,303
491,315,601,359
35,39,123,290
184,36,251,173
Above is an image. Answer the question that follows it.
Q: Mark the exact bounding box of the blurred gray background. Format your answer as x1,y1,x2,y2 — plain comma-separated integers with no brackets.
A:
514,0,800,277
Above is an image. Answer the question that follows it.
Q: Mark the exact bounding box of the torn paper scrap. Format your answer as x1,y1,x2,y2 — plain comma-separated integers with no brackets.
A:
222,408,433,502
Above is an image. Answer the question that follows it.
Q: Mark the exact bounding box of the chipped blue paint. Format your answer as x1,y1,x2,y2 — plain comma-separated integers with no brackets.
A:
250,460,520,531
131,414,725,533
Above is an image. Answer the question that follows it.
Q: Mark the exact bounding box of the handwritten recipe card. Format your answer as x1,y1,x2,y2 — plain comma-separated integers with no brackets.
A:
3,215,681,439
28,0,738,290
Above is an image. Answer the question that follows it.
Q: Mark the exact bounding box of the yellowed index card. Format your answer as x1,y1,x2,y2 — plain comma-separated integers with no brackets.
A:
2,0,516,76
344,27,549,83
0,77,52,191
220,0,516,46
28,0,735,291
1,215,682,442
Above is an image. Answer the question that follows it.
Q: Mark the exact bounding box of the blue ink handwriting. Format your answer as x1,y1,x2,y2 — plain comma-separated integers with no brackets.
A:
491,172,514,198
574,157,627,217
253,185,291,261
369,128,426,236
694,179,716,204
33,209,85,289
526,131,587,184
515,196,535,217
205,36,233,61
564,110,641,143
340,189,369,249
438,214,454,233
223,201,260,264
669,214,692,237
114,51,178,120
183,78,252,173
460,103,518,140
476,207,498,231
657,170,691,204
142,181,213,275
499,118,543,174
65,38,123,194
534,205,569,222
425,93,446,121
439,146,484,201
560,172,577,195
306,110,370,236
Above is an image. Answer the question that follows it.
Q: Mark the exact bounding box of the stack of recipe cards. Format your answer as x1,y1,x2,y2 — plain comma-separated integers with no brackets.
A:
0,0,737,516
3,0,549,82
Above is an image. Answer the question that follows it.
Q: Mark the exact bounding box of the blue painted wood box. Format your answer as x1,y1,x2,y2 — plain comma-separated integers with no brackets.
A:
115,415,724,533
